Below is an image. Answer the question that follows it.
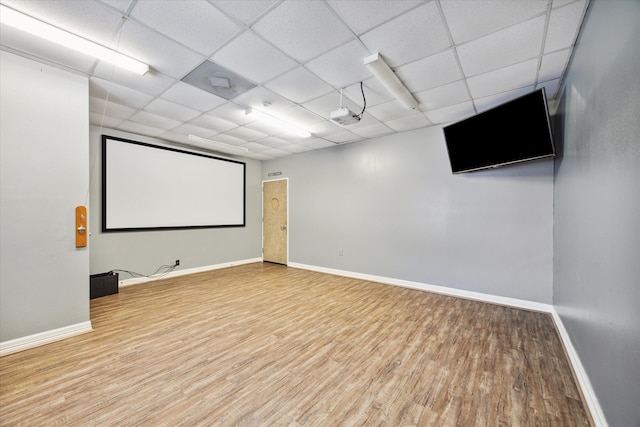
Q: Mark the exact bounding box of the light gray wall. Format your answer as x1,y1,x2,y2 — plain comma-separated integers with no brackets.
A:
89,127,262,277
553,1,640,426
0,52,90,342
264,126,554,303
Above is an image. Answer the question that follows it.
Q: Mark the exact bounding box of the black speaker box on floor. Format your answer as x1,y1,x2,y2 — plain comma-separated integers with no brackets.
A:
90,271,119,299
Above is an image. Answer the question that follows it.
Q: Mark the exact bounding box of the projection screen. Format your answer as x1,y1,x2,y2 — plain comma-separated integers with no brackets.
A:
102,135,245,232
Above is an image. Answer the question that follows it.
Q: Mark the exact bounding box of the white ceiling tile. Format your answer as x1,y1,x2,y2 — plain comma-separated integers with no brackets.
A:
457,16,545,77
269,131,314,143
210,0,279,25
281,143,314,154
130,110,181,130
467,59,539,98
359,2,450,67
341,89,369,117
395,49,462,93
260,147,292,158
224,126,269,142
242,117,285,137
171,123,218,138
97,0,133,14
89,77,155,108
117,120,167,136
307,120,349,137
188,114,238,134
441,1,547,44
425,101,476,125
241,142,271,152
242,112,313,140
474,86,536,113
344,78,393,107
256,137,291,149
107,19,206,79
385,114,433,132
351,123,394,139
185,139,248,157
232,87,295,114
305,39,372,88
208,103,253,125
323,132,362,144
211,30,298,84
89,112,123,129
367,100,420,122
175,138,213,152
552,0,580,8
205,133,246,146
130,0,241,56
326,0,423,35
89,96,136,119
143,98,200,122
252,1,353,62
247,152,276,160
265,67,333,104
158,131,192,146
279,106,325,127
544,1,588,53
538,49,571,82
298,138,339,150
160,82,227,112
415,80,470,111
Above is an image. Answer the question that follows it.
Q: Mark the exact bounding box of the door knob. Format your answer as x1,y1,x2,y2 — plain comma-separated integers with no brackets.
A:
281,225,287,230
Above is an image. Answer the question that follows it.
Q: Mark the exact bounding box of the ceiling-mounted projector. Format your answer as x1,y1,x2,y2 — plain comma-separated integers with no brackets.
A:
330,107,361,126
330,87,363,126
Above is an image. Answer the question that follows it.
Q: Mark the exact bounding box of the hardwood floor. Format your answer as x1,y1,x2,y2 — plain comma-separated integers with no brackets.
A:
0,263,591,426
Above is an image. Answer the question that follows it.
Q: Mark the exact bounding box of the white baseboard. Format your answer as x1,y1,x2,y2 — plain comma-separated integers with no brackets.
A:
550,310,608,427
288,262,607,426
288,262,553,312
0,321,93,357
119,257,262,287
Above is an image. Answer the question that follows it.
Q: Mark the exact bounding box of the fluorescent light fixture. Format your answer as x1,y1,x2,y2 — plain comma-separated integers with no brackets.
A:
188,135,249,154
245,108,311,138
364,52,419,110
0,5,149,75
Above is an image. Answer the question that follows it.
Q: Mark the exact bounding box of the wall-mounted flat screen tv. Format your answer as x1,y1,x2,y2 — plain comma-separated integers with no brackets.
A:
443,88,555,174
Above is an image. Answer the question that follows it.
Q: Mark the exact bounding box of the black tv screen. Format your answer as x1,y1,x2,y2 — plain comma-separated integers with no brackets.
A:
443,88,555,174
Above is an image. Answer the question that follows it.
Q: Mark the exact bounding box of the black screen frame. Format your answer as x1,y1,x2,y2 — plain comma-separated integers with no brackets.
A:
101,135,246,233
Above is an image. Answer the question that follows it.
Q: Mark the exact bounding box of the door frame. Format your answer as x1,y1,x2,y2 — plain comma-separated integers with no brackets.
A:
262,177,289,265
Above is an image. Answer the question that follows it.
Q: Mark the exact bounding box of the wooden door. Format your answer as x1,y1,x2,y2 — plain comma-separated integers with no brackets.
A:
263,179,288,265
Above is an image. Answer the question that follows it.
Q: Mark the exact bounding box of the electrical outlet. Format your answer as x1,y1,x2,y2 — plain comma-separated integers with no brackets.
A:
175,259,180,266
338,248,343,256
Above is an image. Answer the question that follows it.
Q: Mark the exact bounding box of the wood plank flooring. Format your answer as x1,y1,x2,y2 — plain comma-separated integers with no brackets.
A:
0,263,591,426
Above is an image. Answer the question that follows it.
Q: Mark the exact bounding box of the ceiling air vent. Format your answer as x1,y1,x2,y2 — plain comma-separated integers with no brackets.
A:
181,60,256,100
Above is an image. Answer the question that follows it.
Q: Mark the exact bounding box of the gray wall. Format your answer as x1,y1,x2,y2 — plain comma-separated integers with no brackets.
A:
553,1,640,426
89,127,263,277
264,125,554,303
0,52,90,342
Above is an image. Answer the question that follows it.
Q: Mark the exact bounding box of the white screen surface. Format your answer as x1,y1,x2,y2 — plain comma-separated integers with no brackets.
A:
102,136,245,231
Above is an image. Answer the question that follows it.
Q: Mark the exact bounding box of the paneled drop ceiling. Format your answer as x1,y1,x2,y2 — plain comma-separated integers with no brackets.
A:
0,0,589,159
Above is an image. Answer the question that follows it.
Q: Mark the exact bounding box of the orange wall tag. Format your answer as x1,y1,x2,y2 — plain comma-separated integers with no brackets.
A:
76,206,87,248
